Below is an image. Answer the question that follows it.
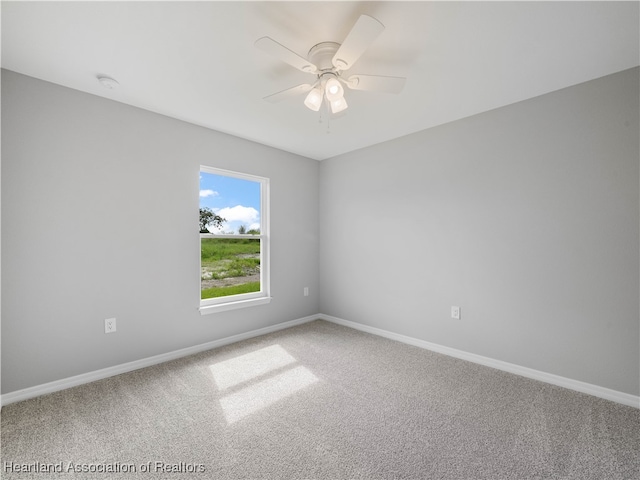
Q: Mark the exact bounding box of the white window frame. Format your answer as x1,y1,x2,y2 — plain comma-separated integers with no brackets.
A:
199,166,270,315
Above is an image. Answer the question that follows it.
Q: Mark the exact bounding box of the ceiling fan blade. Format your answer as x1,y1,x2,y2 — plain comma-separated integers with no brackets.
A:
263,83,314,103
255,37,318,74
345,74,406,94
332,15,385,71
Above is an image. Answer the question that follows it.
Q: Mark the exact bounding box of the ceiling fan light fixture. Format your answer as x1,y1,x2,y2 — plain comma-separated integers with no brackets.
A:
330,96,348,114
304,87,323,112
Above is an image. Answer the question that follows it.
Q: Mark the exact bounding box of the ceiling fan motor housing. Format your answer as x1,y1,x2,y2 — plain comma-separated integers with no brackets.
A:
308,42,342,72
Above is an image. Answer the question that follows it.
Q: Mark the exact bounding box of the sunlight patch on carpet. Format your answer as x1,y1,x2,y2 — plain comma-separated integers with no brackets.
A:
209,344,296,391
219,366,319,424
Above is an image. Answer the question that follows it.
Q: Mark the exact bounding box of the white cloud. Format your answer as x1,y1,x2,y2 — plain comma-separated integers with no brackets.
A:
217,205,259,224
200,189,218,198
213,205,260,234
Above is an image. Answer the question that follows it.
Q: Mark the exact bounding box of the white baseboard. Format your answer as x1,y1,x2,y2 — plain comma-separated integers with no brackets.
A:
0,315,317,407
319,314,640,409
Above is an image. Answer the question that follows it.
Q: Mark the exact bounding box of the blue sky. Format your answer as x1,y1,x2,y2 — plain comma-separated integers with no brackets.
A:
200,172,261,234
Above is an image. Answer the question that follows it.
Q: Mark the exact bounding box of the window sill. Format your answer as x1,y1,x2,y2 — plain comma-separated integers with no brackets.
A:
199,296,272,315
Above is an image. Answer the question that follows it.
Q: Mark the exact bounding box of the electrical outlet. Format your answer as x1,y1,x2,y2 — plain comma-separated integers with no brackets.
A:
105,318,117,334
304,287,309,297
451,306,461,320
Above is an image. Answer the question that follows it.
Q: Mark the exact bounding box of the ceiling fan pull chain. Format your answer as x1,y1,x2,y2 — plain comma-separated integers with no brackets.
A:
323,101,331,134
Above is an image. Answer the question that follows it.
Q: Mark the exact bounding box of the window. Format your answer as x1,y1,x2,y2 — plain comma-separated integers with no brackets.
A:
199,166,270,314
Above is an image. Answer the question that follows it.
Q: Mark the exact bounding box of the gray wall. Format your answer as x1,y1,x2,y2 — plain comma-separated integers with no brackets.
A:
3,67,639,398
1,70,319,394
319,68,640,396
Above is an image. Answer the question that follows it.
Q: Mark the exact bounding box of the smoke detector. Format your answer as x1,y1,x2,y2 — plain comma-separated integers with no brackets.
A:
97,75,119,90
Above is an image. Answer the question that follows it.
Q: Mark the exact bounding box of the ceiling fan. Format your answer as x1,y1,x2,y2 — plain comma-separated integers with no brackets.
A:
255,14,406,115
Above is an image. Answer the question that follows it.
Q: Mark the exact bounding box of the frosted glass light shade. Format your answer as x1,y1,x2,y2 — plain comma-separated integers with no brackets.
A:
304,87,323,111
330,97,348,114
324,78,344,101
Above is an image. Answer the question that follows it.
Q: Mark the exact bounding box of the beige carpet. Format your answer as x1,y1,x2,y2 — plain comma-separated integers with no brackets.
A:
2,320,639,479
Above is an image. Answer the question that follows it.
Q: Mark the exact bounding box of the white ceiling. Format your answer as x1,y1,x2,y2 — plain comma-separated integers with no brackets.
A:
2,1,638,161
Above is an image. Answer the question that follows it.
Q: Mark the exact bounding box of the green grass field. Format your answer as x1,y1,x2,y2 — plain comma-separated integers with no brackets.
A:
201,281,261,299
201,238,260,299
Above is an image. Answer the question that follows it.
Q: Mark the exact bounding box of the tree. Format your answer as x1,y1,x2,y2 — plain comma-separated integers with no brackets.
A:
238,225,247,235
199,207,225,233
247,228,260,235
